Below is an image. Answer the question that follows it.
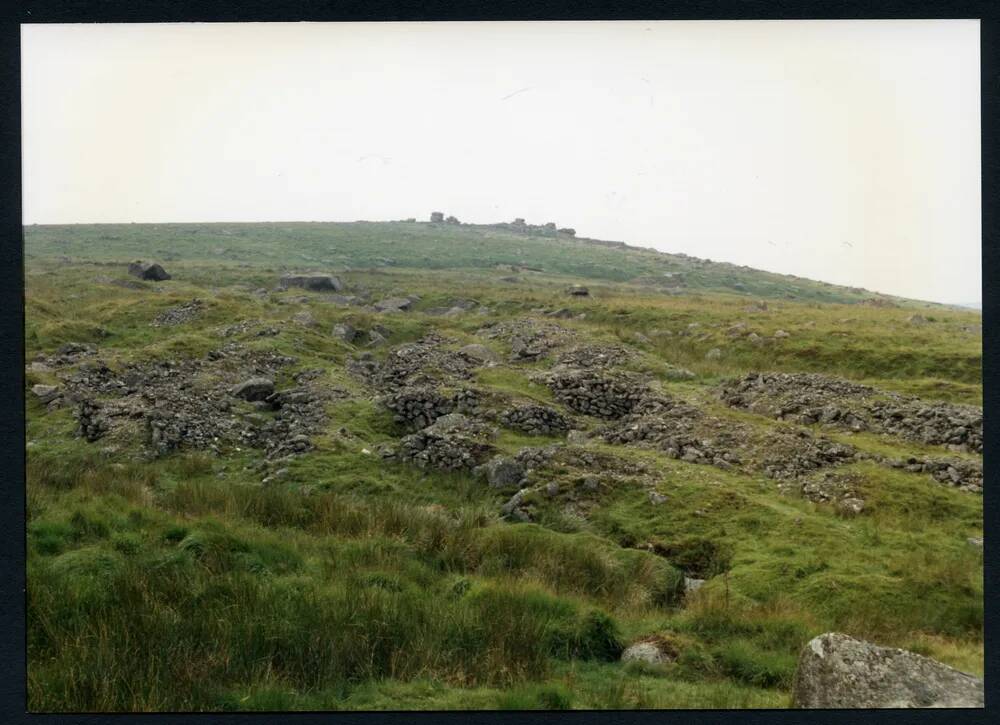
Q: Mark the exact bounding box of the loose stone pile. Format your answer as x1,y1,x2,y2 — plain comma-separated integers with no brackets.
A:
151,299,203,327
393,413,497,470
555,345,634,369
476,319,577,362
348,334,477,390
499,404,571,436
379,386,456,430
720,372,982,453
58,342,338,459
543,369,652,419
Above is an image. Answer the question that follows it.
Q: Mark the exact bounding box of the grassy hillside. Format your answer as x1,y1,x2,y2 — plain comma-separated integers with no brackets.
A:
23,220,941,305
24,227,981,711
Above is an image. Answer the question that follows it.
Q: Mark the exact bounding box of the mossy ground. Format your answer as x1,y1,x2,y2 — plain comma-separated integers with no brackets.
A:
24,224,981,711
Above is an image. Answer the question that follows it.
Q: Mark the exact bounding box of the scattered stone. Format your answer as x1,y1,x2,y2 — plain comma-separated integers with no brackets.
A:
648,491,668,505
792,632,984,708
906,314,928,326
967,537,983,548
151,299,202,327
566,430,589,445
567,285,590,296
128,261,171,281
545,481,560,497
705,348,722,360
292,310,318,327
774,329,790,339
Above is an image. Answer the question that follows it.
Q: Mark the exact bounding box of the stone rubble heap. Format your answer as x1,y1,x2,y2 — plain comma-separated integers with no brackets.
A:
720,372,982,453
499,404,571,436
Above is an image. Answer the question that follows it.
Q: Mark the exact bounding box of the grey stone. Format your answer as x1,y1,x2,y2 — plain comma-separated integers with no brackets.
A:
230,377,275,402
792,632,984,708
648,491,668,505
333,323,360,343
128,260,171,281
567,285,590,296
292,310,318,327
837,497,865,516
684,576,706,594
482,456,526,489
32,384,60,404
374,297,413,313
705,348,723,360
774,329,791,339
458,343,500,364
621,640,675,665
279,274,344,292
566,430,589,445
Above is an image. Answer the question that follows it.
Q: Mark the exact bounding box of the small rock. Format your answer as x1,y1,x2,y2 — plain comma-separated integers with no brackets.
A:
279,274,344,292
566,430,590,445
705,348,722,360
621,639,676,665
374,297,413,313
684,576,706,594
774,329,790,339
837,497,865,517
458,343,500,364
128,260,171,281
481,456,526,489
545,482,559,497
566,285,590,296
333,323,360,343
31,384,60,404
230,377,275,402
648,491,668,505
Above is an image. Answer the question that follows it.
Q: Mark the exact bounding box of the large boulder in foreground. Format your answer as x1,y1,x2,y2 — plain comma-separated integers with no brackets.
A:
792,633,983,708
279,274,344,292
128,260,171,281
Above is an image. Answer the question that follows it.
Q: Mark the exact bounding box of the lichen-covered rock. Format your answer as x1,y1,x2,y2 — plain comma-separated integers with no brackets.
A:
792,633,983,708
621,637,678,665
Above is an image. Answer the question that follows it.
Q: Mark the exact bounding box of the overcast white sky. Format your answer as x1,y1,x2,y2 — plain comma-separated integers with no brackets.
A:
22,20,981,303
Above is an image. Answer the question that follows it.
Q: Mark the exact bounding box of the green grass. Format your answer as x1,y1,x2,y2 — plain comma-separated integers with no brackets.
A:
24,224,981,710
